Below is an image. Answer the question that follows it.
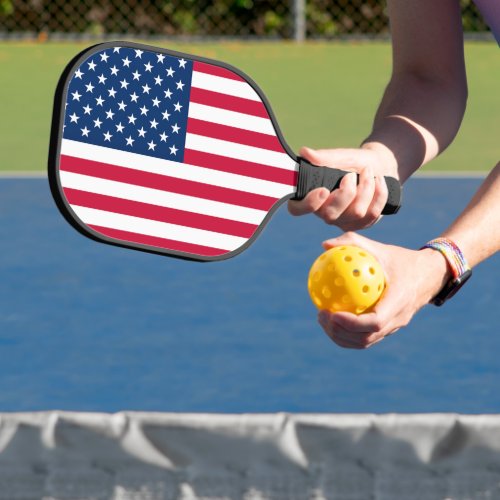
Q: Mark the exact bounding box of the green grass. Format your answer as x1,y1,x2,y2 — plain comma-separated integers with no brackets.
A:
0,40,497,172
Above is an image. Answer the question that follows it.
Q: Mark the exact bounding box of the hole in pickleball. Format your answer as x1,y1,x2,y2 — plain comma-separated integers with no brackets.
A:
342,295,351,304
352,269,360,277
359,251,367,257
378,284,382,291
344,256,352,262
313,271,321,282
369,267,376,275
334,277,344,287
322,286,332,299
362,285,369,293
356,306,366,314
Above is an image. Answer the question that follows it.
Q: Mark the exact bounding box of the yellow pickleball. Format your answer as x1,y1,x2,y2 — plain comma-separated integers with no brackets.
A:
308,245,385,314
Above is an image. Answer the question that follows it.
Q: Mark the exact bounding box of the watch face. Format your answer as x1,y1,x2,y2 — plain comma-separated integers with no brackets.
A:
432,269,472,306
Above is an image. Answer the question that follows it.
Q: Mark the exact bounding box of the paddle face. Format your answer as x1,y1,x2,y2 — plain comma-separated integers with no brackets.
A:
49,41,299,261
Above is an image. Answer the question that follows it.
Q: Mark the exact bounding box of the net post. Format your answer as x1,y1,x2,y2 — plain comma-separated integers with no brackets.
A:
292,0,306,42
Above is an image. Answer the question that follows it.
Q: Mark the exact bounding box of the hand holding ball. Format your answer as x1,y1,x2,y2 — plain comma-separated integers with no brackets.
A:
308,245,385,314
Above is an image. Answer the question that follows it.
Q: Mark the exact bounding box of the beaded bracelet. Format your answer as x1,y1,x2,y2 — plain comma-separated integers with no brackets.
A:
421,237,472,306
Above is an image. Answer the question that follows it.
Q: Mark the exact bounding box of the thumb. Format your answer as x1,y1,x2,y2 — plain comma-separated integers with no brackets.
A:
299,147,364,170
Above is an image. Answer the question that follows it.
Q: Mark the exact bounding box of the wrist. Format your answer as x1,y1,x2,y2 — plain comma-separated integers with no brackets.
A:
418,248,453,303
361,141,399,178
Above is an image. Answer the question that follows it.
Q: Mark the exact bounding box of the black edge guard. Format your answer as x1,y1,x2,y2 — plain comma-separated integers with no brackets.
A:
293,158,402,215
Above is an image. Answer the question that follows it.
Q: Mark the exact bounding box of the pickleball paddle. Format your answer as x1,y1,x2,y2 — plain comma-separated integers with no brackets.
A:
48,41,401,261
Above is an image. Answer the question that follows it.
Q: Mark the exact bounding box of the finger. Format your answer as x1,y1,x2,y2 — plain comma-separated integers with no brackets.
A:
319,311,370,349
322,231,371,251
363,174,389,224
343,164,376,221
288,188,330,216
315,172,358,224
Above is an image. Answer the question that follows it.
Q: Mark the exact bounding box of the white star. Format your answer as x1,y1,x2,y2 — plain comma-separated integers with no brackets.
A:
134,49,143,58
137,127,146,138
140,105,149,116
69,112,79,123
166,67,175,77
150,119,158,129
83,104,92,115
151,97,160,107
144,62,153,72
85,82,94,92
132,70,141,81
164,89,172,99
103,131,113,141
122,57,131,67
147,140,157,151
125,135,134,146
95,95,105,106
154,75,163,85
100,52,109,62
93,118,102,128
174,102,182,112
142,83,151,94
120,79,129,89
81,126,90,137
169,144,178,155
159,132,168,142
105,109,115,120
116,122,125,133
113,47,121,53
157,54,165,63
98,74,107,84
178,58,187,69
88,60,97,71
176,80,185,91
74,68,84,79
130,92,139,103
162,110,170,120
110,65,119,76
71,90,82,101
118,100,127,111
128,114,137,125
108,87,117,98
171,123,180,134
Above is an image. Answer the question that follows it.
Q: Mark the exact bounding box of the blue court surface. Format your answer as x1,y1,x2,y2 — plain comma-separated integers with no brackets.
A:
0,176,498,413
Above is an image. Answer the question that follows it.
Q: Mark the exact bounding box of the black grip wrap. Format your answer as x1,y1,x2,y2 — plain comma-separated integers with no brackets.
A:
293,158,402,215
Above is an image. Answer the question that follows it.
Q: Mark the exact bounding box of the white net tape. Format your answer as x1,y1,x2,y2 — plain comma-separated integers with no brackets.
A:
0,412,500,499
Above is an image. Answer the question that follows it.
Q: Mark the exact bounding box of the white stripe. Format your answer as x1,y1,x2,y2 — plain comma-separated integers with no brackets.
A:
60,171,267,225
188,102,275,136
61,140,296,198
185,134,297,171
192,71,261,102
71,206,246,252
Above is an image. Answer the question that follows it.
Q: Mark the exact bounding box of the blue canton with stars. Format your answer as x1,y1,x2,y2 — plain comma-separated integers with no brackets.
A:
63,47,193,162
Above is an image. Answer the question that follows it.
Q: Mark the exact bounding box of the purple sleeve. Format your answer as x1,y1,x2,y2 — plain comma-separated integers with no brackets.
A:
473,0,500,45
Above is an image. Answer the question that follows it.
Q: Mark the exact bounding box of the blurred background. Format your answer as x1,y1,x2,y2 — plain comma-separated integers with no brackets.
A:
0,0,492,40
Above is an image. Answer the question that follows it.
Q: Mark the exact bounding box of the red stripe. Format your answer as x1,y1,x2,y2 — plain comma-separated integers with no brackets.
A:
184,149,298,186
187,118,283,153
193,61,244,82
88,225,227,257
64,188,257,239
190,87,268,118
59,155,278,212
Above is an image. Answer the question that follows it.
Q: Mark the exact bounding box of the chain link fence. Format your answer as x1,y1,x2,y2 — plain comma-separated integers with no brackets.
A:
0,0,491,40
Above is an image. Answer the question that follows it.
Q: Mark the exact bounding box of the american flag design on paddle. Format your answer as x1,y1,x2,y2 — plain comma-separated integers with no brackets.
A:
53,42,299,260
50,42,401,261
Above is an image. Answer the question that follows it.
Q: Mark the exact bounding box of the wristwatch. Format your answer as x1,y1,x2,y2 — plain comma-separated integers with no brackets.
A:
421,238,472,306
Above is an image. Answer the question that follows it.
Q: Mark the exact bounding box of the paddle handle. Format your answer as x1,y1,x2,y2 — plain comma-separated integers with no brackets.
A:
293,157,402,215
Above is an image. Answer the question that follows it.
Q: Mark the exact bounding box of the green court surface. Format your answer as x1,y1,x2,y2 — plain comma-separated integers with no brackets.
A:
0,41,497,173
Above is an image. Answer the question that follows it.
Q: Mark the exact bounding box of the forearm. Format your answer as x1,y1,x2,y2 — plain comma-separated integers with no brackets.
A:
361,0,467,183
363,73,467,182
441,162,500,267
